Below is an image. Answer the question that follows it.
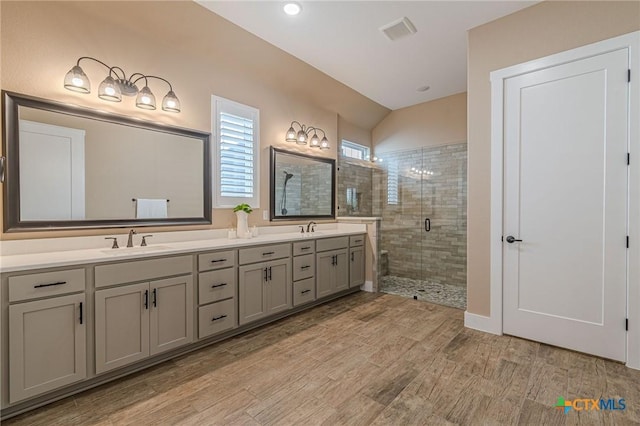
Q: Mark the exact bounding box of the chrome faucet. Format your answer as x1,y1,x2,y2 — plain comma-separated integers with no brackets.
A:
306,221,317,233
127,229,137,248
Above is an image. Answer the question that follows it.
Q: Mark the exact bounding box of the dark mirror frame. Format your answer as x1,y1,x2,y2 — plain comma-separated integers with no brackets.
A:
270,146,336,221
1,91,212,232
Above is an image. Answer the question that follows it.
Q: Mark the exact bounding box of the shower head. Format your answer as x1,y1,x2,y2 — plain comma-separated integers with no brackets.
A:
283,171,294,183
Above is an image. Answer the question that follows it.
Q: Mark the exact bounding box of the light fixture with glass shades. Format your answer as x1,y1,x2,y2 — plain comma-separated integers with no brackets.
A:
63,56,181,113
285,121,330,150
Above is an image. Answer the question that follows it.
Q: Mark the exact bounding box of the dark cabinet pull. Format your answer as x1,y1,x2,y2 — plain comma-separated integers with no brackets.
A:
425,218,431,232
301,265,310,270
264,267,268,282
79,302,83,325
262,251,275,256
334,255,338,266
351,252,354,262
152,288,157,307
301,289,311,294
354,239,362,243
268,266,272,281
211,258,227,263
34,281,67,289
300,246,311,251
211,314,227,322
144,290,148,309
211,283,227,288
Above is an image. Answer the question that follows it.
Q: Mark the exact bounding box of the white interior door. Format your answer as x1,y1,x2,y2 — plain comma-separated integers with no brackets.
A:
503,48,629,361
19,120,85,220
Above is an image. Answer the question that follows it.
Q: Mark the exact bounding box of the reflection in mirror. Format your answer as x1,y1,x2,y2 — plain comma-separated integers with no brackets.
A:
2,91,211,232
270,147,335,220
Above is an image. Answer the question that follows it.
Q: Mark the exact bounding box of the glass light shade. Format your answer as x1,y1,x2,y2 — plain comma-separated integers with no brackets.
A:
285,126,297,142
296,130,307,144
162,90,181,113
320,136,330,150
98,76,122,102
64,65,91,93
310,133,320,148
136,86,156,110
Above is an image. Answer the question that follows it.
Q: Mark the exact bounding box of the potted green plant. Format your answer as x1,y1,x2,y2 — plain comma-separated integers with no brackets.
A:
233,203,253,238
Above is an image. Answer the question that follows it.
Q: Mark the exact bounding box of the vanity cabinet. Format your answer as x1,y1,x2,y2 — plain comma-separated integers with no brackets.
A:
316,237,349,298
349,235,366,288
7,269,86,404
292,241,316,307
94,256,193,374
238,244,292,325
197,249,238,339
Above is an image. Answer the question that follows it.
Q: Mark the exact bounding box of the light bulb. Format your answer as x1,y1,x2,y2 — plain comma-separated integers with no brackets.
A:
64,65,91,93
98,76,122,102
286,126,297,142
136,86,156,110
162,90,181,113
283,2,302,15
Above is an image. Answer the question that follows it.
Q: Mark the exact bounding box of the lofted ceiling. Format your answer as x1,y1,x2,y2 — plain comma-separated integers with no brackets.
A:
197,1,536,110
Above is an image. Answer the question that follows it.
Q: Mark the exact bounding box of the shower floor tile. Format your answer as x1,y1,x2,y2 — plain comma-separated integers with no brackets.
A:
380,275,466,310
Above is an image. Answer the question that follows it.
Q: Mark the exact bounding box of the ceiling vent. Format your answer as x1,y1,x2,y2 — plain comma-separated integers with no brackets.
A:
379,17,417,42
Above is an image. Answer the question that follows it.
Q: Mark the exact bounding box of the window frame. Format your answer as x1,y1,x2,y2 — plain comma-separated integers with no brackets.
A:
211,95,260,209
341,139,370,161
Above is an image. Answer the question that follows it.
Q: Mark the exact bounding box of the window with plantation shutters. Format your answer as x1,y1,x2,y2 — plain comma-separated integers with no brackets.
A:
212,96,260,208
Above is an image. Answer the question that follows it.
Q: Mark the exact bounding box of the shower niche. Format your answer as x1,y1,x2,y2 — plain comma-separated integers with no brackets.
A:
269,147,335,221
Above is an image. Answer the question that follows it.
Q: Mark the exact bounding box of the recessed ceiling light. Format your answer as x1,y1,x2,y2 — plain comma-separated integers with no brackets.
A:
283,2,302,16
417,85,430,92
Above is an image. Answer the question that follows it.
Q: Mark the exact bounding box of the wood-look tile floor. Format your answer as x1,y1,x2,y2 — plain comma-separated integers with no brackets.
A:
5,292,640,425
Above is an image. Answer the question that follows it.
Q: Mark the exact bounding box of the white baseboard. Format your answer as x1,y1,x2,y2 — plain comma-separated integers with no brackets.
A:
464,311,502,335
361,281,374,292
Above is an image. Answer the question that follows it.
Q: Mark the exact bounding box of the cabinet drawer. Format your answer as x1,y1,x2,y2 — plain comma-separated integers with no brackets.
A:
293,241,315,256
198,299,237,339
95,256,192,288
239,243,291,265
198,250,237,272
9,269,85,302
293,278,315,307
293,254,315,281
198,268,236,305
316,236,349,252
349,235,365,247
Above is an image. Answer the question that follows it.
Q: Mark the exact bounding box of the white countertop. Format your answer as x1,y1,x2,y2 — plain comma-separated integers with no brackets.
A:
0,225,367,273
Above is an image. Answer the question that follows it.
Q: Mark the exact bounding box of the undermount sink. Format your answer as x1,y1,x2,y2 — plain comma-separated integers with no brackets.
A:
100,245,171,255
301,231,323,238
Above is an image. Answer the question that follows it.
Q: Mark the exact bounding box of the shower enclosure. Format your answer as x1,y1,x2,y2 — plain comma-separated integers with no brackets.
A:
376,143,467,308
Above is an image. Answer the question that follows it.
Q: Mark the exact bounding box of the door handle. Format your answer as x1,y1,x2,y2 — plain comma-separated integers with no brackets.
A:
152,288,157,307
79,302,83,325
144,289,149,309
264,267,268,282
505,236,522,243
351,252,354,262
425,218,431,232
268,266,272,281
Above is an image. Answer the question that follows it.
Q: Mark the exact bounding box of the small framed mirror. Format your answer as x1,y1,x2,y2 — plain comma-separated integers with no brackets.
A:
270,147,335,221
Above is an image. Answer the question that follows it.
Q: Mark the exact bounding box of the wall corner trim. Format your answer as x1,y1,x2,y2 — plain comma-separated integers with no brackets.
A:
464,311,502,335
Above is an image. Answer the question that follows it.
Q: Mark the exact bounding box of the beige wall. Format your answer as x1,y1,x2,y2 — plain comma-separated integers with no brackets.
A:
372,92,467,153
0,1,389,239
338,116,372,149
467,1,640,316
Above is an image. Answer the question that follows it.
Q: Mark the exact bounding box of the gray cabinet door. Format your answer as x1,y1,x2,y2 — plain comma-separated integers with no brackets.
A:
349,247,365,287
9,293,86,403
316,251,335,298
150,276,194,356
239,264,267,325
266,259,292,316
334,250,349,292
95,282,149,374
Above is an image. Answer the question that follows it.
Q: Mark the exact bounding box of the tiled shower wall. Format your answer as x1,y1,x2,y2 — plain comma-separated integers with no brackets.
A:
375,143,467,287
337,144,467,287
275,163,332,216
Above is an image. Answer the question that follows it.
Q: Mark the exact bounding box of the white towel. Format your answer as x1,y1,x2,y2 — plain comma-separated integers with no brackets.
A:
136,198,168,219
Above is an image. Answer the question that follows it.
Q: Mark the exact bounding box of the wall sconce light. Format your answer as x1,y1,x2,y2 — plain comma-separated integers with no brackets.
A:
64,56,181,113
285,121,330,150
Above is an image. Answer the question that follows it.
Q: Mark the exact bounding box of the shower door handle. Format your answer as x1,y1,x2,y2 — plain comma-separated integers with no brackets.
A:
424,218,431,232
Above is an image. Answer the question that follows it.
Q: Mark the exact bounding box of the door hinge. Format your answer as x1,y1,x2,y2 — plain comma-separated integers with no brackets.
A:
626,318,629,331
629,69,631,82
627,236,630,248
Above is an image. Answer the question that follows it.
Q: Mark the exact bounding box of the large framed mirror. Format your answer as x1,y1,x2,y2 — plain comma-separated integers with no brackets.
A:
270,147,335,221
2,91,211,232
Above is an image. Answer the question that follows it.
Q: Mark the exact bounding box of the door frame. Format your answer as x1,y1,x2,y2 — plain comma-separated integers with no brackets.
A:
482,31,639,368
